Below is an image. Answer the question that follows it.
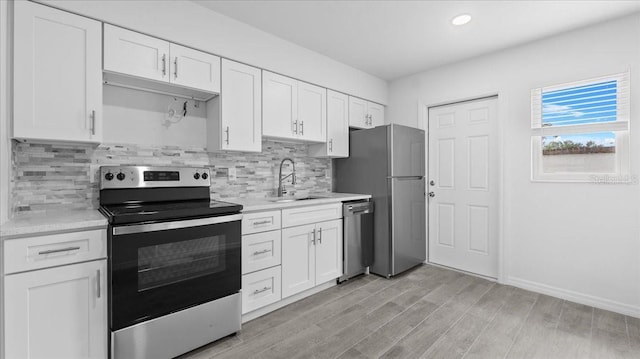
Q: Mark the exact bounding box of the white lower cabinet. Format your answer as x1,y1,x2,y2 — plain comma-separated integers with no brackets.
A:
282,219,343,299
5,260,107,359
241,204,343,317
242,230,281,275
241,266,282,314
281,223,316,297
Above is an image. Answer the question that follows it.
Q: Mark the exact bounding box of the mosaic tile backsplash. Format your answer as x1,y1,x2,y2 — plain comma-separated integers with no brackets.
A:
11,140,332,214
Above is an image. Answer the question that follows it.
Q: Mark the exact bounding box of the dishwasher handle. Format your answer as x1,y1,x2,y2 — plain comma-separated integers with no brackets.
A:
343,201,373,217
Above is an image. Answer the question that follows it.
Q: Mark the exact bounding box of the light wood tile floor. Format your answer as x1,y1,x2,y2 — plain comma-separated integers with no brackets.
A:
179,265,640,359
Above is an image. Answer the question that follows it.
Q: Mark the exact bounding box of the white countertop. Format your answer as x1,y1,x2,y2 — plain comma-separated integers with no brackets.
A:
230,192,371,212
0,192,371,238
0,209,108,239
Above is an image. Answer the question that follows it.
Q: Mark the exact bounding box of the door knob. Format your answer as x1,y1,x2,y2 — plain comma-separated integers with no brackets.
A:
428,192,435,198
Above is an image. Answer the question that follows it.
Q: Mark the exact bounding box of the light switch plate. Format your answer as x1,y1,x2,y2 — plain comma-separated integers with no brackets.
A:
228,167,237,181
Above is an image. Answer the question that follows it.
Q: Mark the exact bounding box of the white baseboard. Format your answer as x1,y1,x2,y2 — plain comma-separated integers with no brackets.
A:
507,276,640,319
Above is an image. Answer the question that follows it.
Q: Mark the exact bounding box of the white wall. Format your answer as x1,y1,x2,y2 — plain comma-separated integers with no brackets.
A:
41,0,388,105
388,14,640,316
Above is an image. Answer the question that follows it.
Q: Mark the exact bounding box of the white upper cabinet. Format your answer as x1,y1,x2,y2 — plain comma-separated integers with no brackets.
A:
263,71,326,143
13,1,102,143
169,43,221,93
263,71,298,139
297,82,327,142
103,25,169,83
309,90,349,158
348,97,368,129
103,25,220,99
368,102,385,127
348,96,385,129
207,59,262,152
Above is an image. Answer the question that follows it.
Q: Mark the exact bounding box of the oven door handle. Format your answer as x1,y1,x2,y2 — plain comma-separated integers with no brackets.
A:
112,214,243,235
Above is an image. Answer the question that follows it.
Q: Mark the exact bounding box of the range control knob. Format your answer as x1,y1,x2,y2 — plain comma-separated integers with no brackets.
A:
193,173,200,180
116,172,126,181
201,172,208,180
104,172,114,181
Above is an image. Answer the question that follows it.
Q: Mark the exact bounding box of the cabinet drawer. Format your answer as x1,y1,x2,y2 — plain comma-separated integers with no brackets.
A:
4,229,106,274
242,230,281,274
242,266,281,314
281,203,342,228
242,210,281,234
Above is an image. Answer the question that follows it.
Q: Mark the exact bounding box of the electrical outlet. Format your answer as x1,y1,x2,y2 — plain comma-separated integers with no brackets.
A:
228,167,237,181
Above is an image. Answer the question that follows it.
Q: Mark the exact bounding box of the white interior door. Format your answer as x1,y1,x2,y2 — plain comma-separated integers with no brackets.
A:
428,97,499,278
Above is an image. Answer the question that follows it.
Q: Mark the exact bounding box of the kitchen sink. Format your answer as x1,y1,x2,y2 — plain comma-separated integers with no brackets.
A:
270,196,324,203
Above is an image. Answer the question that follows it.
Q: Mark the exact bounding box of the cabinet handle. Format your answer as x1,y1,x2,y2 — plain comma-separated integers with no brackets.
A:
174,57,178,78
253,249,272,256
293,120,298,134
252,220,271,226
311,228,316,245
90,110,96,135
253,286,272,295
329,139,333,152
299,121,304,135
38,246,81,255
161,54,166,76
318,228,322,244
225,126,230,145
97,269,101,298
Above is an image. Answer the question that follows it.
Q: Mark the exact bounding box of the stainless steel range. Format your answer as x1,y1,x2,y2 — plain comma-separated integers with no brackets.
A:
99,166,242,359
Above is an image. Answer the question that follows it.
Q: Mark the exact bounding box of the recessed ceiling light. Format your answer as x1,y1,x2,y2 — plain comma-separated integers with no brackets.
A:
451,14,472,26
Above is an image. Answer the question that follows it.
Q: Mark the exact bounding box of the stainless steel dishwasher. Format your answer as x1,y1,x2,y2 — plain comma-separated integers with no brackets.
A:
339,200,374,283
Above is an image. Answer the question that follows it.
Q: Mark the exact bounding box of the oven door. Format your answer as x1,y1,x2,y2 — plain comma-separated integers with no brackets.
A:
109,214,241,331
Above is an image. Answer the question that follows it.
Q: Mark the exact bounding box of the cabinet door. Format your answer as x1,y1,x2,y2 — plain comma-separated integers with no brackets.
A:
348,96,368,129
327,90,349,157
5,260,107,359
242,230,281,274
263,71,297,140
103,24,169,83
241,266,282,314
13,1,102,143
220,59,261,152
281,224,316,298
170,43,221,93
368,102,385,127
297,82,326,142
315,219,343,285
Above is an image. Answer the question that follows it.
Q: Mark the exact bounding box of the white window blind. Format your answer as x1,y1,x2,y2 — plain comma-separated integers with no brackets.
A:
530,72,630,182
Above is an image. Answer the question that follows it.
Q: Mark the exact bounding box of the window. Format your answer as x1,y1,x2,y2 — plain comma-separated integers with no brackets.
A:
531,72,630,182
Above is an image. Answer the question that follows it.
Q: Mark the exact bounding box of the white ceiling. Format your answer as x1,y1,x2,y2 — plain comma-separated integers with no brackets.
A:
194,1,640,81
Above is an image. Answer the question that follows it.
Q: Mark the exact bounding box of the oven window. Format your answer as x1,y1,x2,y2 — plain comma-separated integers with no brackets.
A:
138,235,225,291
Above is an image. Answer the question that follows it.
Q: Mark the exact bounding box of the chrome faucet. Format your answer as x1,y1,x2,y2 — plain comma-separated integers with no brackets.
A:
277,158,296,197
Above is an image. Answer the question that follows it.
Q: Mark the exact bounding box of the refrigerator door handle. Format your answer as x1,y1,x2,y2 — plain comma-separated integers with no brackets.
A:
387,176,424,180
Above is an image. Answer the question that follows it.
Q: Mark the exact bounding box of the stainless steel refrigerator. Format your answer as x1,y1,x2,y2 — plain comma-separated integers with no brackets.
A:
334,124,426,277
